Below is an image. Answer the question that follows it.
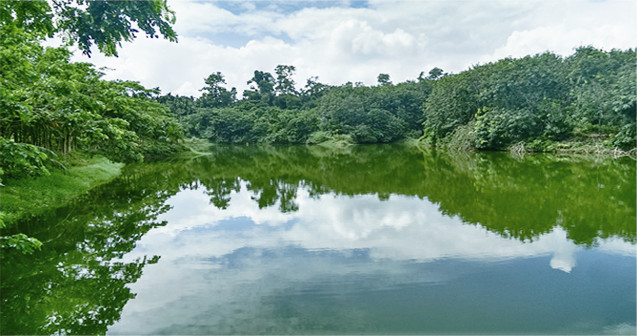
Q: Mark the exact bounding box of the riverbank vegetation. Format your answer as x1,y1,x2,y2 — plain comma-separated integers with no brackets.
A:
0,0,180,251
423,48,636,153
158,47,635,153
0,27,183,181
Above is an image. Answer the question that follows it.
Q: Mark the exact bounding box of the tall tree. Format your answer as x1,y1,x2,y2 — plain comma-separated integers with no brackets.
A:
246,70,275,96
274,65,297,96
198,72,237,108
377,73,391,86
427,67,444,80
245,70,275,104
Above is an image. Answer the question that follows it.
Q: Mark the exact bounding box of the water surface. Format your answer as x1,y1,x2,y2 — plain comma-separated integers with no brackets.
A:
2,145,635,334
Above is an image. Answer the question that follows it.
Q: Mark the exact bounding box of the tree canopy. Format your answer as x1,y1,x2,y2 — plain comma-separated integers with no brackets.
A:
422,48,636,151
0,0,177,56
161,65,431,145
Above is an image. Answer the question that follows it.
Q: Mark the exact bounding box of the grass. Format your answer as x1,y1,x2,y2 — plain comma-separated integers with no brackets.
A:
315,134,354,149
1,156,123,227
175,137,214,158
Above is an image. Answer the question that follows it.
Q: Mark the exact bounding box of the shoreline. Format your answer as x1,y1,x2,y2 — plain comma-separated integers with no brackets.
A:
2,139,633,228
1,156,123,228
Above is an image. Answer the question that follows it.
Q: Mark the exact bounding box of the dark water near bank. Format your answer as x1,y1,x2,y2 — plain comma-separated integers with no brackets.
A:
2,145,635,335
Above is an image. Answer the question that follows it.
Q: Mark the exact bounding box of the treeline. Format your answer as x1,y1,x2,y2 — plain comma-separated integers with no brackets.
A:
160,47,636,150
159,67,432,144
0,1,182,181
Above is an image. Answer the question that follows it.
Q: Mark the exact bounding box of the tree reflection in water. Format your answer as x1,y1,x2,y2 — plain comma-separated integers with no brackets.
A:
1,144,634,334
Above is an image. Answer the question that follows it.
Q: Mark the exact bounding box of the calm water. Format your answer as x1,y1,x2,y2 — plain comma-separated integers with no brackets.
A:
2,145,635,335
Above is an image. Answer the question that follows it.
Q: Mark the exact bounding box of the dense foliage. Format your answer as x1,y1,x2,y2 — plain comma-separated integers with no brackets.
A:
159,48,635,151
0,1,182,181
423,48,636,151
160,70,432,144
178,82,430,145
0,0,176,56
0,0,180,252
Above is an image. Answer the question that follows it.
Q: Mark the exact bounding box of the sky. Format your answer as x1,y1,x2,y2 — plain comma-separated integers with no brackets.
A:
68,0,636,97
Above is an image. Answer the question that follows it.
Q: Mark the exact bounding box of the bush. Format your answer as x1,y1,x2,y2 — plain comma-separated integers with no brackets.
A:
473,108,541,150
444,121,476,151
612,123,636,150
0,137,61,179
352,125,377,143
306,130,332,144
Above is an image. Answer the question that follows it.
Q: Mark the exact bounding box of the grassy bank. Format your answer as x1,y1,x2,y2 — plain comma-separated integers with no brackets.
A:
1,156,123,227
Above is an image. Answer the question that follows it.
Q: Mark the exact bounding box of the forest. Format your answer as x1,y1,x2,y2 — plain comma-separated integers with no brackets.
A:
159,48,635,152
0,1,635,252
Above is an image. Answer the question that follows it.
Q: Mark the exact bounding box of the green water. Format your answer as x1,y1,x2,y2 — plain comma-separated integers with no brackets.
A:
2,145,635,335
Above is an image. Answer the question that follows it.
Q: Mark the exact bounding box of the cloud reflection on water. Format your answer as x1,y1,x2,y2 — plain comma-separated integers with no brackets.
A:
129,182,632,272
107,182,635,334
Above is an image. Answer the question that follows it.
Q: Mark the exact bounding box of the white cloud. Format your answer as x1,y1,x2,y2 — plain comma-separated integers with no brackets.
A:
484,23,636,63
64,0,635,97
329,20,419,58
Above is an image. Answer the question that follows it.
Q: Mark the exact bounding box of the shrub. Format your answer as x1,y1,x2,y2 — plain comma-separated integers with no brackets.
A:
0,137,61,179
612,122,636,150
473,108,541,150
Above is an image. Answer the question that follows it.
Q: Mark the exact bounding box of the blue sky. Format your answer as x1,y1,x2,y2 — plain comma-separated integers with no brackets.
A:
212,0,371,15
70,0,636,97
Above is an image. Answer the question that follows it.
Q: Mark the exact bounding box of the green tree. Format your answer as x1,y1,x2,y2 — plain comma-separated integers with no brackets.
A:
423,69,483,141
0,0,177,56
197,72,237,108
423,52,578,149
274,65,297,95
566,47,636,148
427,67,444,80
156,93,197,120
377,73,391,86
245,70,275,105
0,0,181,255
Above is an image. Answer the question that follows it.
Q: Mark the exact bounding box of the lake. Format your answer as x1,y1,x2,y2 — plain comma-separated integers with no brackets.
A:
2,144,635,335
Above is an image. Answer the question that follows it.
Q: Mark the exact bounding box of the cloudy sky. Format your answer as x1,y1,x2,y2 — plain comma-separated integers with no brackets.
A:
70,0,636,97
